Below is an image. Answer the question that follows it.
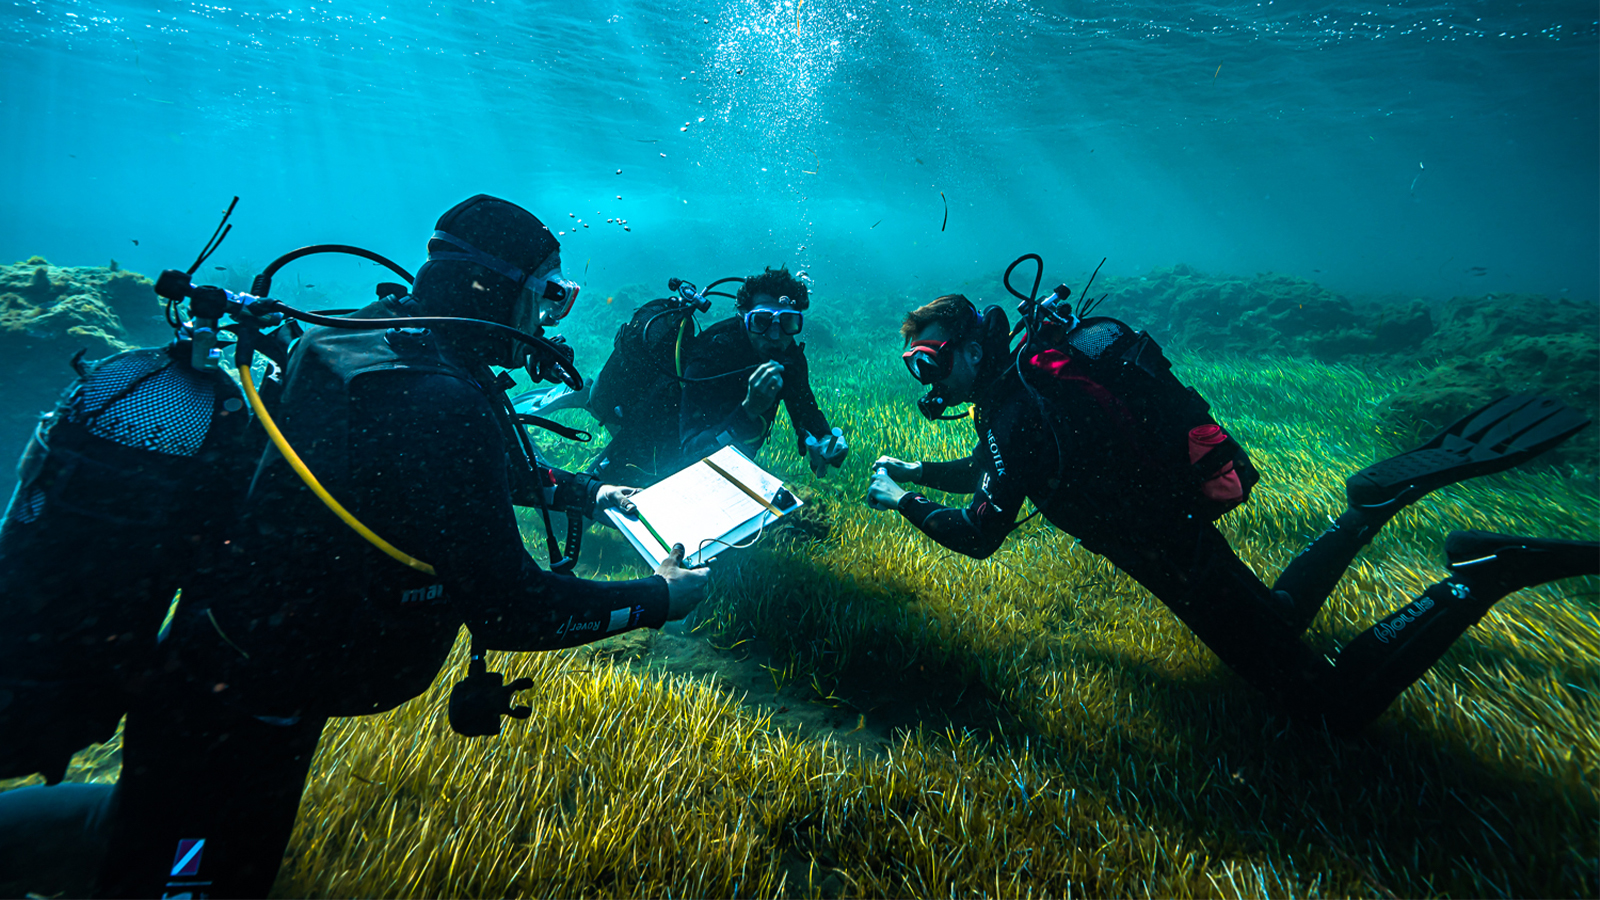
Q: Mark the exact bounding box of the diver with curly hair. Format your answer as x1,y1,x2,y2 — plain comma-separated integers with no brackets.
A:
586,266,849,487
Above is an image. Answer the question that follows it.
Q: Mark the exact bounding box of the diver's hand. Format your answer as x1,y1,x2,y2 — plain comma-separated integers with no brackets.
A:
806,428,849,477
742,361,785,416
655,543,708,621
873,455,922,484
867,466,909,511
447,668,535,737
594,484,639,515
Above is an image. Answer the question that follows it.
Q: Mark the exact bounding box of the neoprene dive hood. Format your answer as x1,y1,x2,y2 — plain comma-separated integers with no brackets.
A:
415,195,560,322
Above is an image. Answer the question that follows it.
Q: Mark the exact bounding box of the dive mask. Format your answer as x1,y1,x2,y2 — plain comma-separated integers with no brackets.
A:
743,308,803,336
524,271,581,324
428,229,578,322
902,339,958,385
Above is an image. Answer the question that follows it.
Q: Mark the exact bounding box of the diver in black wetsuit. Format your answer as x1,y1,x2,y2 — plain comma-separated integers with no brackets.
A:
868,293,1597,733
77,195,709,899
675,267,847,475
0,345,252,786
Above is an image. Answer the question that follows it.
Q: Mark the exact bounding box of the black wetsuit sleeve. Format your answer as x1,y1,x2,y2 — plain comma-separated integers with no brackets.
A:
508,461,602,514
917,454,981,493
680,354,768,460
780,349,831,455
895,404,1034,560
350,372,669,651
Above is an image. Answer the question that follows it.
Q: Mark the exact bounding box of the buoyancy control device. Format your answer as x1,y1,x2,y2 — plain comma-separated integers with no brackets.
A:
1,197,597,750
586,276,738,432
1001,253,1260,522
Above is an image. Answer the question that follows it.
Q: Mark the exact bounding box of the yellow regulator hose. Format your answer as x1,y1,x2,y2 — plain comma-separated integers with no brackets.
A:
237,364,436,575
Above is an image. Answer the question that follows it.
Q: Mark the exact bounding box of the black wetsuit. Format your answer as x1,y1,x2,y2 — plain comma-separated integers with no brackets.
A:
0,345,250,785
678,316,832,464
897,356,1538,732
95,305,669,898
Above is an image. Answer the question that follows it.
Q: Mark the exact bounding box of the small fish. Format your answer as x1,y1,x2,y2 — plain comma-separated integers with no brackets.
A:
940,191,948,232
214,266,226,270
304,284,315,288
1468,266,1488,276
131,239,139,246
1213,63,1221,84
870,219,882,229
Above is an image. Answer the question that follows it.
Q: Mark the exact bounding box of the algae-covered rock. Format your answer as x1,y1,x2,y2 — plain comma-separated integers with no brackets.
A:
0,259,172,494
1095,265,1433,362
1054,266,1595,467
1377,333,1599,469
1421,292,1598,361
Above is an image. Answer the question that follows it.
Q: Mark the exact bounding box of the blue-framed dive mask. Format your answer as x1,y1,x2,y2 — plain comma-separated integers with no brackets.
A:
743,308,803,336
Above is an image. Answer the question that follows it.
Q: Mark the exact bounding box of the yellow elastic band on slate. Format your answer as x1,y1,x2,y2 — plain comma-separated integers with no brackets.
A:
701,457,784,518
237,364,436,575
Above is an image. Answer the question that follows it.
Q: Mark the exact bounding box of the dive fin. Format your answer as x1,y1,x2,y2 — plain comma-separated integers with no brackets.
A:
511,383,592,417
1446,530,1599,592
1347,394,1590,511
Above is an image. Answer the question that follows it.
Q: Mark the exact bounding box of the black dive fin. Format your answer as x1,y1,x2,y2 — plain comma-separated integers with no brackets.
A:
1445,530,1600,592
1347,394,1590,510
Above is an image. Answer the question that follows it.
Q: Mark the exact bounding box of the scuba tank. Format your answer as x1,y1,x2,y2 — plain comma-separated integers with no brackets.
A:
1001,253,1260,522
1,197,597,781
586,276,729,431
0,201,257,783
582,276,742,487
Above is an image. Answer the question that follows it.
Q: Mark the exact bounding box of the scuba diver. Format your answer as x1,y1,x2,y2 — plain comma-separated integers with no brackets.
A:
0,202,256,787
579,265,848,489
675,266,847,476
867,273,1596,734
60,194,710,899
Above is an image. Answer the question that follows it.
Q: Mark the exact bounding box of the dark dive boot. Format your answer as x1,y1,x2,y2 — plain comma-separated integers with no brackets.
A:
1346,394,1590,515
1445,530,1600,594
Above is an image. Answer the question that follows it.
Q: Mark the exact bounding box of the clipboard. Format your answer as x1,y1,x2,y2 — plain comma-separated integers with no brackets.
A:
602,446,802,568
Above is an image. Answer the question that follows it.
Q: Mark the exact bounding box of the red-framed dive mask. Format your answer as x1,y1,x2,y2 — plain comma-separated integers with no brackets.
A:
902,339,959,385
526,273,580,323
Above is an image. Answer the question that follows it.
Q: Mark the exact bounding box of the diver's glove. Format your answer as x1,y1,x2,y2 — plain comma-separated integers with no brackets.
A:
805,427,849,477
448,645,534,737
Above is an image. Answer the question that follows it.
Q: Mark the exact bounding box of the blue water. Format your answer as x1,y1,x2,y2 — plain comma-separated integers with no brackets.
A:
2,1,1596,304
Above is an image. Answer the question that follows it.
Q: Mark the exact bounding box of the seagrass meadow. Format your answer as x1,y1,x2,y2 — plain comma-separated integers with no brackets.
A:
9,320,1599,899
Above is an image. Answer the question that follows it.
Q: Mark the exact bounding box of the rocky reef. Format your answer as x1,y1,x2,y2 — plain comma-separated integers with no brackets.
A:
1092,264,1435,362
1086,265,1597,468
0,259,173,493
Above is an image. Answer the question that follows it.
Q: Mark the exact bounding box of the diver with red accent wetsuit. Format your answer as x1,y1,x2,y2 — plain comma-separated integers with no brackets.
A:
868,292,1597,733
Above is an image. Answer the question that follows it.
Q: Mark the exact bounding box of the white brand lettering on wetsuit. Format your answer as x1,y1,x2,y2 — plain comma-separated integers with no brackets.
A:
400,584,445,604
556,615,602,638
1372,593,1438,644
986,429,1006,477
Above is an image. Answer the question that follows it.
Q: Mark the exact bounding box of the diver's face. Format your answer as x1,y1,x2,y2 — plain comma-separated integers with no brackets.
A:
744,293,800,358
911,321,983,404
